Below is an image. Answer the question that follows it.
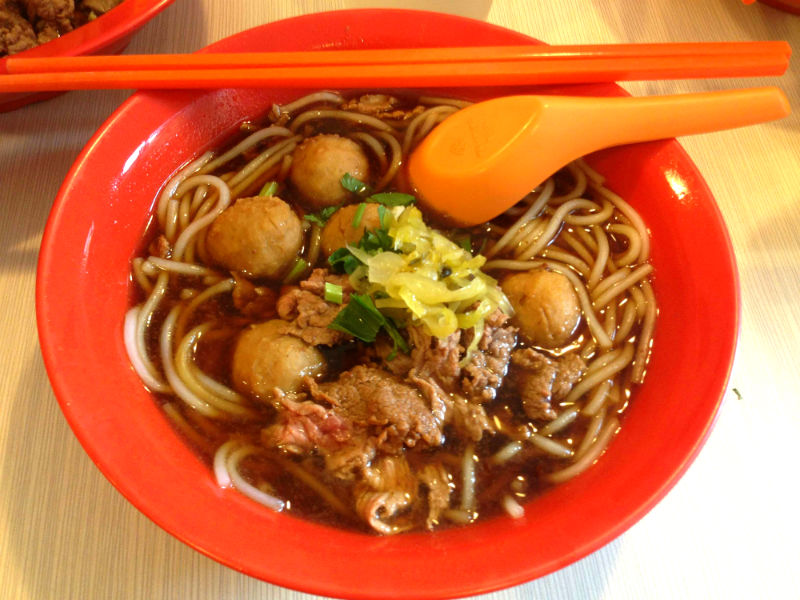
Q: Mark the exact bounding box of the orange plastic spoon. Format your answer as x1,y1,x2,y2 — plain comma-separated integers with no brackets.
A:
407,86,791,225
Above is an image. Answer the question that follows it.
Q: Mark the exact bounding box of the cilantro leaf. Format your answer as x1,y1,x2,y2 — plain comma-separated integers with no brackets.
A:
368,192,416,207
328,247,362,275
341,173,372,196
304,205,340,226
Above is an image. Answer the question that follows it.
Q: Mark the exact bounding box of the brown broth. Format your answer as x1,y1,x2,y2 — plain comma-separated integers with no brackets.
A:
129,93,652,534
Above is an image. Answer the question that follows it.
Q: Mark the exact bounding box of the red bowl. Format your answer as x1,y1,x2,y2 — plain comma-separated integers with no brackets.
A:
759,0,800,13
36,9,739,599
0,0,175,112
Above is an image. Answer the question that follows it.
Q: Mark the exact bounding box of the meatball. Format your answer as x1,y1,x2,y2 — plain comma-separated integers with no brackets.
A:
320,203,382,256
206,195,302,279
231,320,326,399
289,134,370,209
501,269,582,348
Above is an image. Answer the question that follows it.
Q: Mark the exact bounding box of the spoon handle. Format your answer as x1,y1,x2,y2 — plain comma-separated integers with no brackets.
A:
408,87,791,226
552,86,791,149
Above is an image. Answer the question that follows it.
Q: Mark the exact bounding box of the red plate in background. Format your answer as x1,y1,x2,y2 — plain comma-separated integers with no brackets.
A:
0,0,175,112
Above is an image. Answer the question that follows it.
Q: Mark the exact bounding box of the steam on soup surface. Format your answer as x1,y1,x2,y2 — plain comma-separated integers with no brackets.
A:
125,92,657,534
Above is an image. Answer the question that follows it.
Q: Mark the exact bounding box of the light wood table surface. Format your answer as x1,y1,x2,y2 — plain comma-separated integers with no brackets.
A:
1,1,798,599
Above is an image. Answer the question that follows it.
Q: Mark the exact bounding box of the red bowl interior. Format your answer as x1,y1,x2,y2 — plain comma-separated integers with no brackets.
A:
36,10,739,599
0,0,175,112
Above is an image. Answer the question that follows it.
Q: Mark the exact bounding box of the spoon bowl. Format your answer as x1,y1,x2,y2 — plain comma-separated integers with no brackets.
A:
408,87,790,225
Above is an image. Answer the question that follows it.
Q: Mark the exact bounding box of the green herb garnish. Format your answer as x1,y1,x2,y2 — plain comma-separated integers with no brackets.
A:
328,247,362,275
324,282,344,305
329,293,409,355
377,204,388,229
341,173,372,196
352,203,367,228
258,181,278,197
304,205,340,226
329,294,386,343
382,317,410,355
328,216,395,275
359,227,394,253
283,258,309,284
368,192,416,207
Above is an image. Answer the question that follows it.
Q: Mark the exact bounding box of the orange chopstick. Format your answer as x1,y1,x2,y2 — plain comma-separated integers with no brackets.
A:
0,42,790,92
3,41,791,74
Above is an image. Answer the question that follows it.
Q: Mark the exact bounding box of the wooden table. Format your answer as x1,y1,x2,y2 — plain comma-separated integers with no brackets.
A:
1,1,798,598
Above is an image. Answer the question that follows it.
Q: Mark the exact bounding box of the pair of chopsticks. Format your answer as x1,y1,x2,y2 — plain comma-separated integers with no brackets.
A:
0,41,791,92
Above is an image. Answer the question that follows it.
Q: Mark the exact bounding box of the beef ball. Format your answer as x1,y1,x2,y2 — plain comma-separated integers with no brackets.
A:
320,203,382,256
206,195,302,279
289,134,370,209
231,320,326,399
501,269,582,348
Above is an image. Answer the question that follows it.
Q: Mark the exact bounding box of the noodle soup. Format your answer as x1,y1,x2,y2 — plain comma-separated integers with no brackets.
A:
125,92,656,534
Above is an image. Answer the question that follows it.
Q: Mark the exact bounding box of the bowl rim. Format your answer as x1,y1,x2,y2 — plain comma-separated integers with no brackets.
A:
758,0,800,13
35,9,740,599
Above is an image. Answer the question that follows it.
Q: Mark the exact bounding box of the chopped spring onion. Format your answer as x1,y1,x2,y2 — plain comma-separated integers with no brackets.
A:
324,282,344,305
329,294,409,354
383,318,410,355
352,203,367,228
283,258,309,284
258,181,278,196
329,294,385,343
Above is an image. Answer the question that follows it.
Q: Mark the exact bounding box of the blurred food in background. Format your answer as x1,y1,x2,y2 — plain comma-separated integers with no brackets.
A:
1,0,123,56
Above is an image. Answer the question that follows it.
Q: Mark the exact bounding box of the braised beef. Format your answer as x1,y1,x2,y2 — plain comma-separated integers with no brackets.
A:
409,371,493,442
461,309,517,402
261,391,351,454
306,365,443,449
262,364,447,481
406,325,462,390
369,336,415,376
261,390,377,478
340,94,426,123
276,268,353,346
449,394,494,441
510,348,586,420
